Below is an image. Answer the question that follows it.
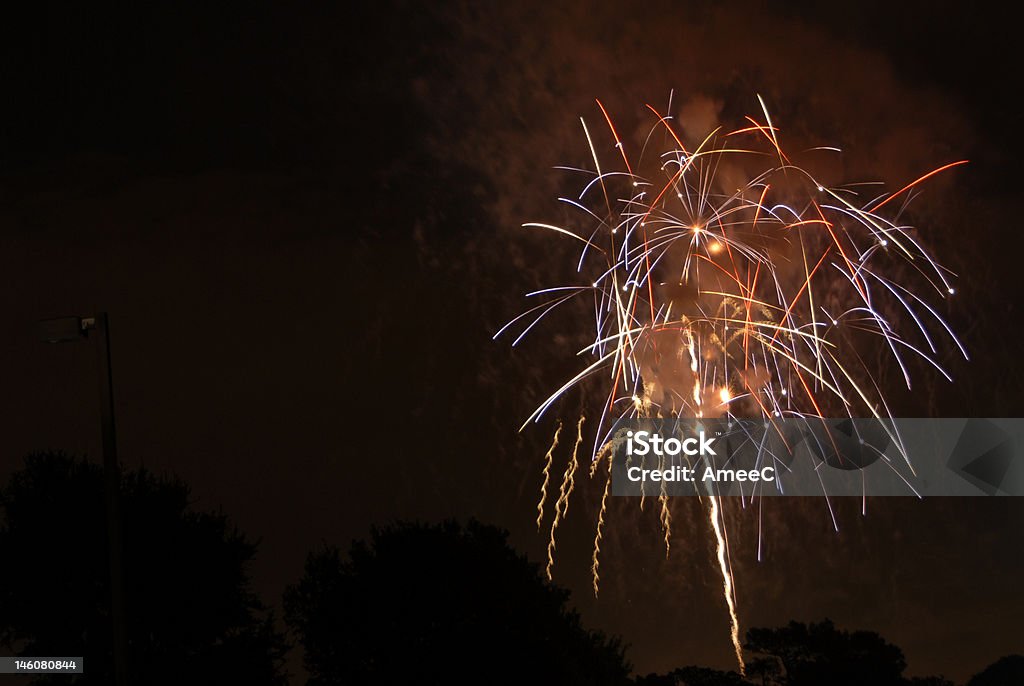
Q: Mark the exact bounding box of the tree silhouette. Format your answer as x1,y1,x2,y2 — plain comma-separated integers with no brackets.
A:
640,620,976,686
967,655,1024,686
635,665,748,685
743,619,906,686
905,677,954,686
284,519,631,686
0,452,287,685
745,656,783,686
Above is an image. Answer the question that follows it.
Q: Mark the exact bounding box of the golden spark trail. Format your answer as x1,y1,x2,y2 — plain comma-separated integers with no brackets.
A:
546,414,585,580
659,492,672,558
591,447,613,597
709,493,744,675
537,421,562,529
690,327,742,673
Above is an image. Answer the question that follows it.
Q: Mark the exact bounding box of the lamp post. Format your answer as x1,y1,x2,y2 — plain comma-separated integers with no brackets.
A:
39,313,129,686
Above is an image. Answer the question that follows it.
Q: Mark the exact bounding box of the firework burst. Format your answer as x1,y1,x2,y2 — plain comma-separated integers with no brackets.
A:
497,94,967,674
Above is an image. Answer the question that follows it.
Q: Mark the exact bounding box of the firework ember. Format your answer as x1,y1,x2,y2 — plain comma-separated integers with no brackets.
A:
497,94,967,674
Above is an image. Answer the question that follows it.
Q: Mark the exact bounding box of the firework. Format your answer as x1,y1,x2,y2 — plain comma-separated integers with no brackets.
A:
498,94,967,674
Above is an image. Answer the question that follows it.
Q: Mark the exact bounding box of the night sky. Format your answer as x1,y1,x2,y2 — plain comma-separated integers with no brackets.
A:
2,2,1022,682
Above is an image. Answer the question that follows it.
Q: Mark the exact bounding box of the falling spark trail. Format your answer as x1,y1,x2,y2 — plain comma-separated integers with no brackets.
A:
659,492,672,557
709,493,744,675
591,448,613,597
546,415,585,580
537,421,562,529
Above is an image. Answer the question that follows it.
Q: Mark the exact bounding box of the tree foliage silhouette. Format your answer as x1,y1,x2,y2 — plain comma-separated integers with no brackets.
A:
905,677,954,686
635,665,748,685
284,519,631,686
0,452,287,685
743,619,906,686
967,655,1024,686
638,619,1005,686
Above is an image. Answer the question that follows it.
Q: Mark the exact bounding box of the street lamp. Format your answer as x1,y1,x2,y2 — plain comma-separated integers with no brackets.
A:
38,313,129,686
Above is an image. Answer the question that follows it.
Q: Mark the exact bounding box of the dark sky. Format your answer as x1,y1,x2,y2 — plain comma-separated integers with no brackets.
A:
1,1,1022,682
